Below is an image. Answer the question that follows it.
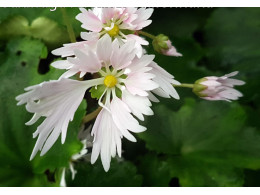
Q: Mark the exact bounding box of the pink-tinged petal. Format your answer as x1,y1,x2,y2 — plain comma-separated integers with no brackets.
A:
81,32,99,41
136,8,154,21
122,90,153,121
125,34,149,58
122,55,159,96
16,78,104,160
67,45,102,74
222,78,246,87
122,8,138,24
100,8,115,23
125,72,159,96
218,88,243,99
201,80,222,88
51,60,73,70
96,34,112,63
162,40,182,57
128,55,155,72
126,34,149,45
110,40,136,70
51,41,88,57
111,97,147,134
135,20,152,30
195,71,245,101
91,108,123,172
76,8,103,32
60,69,79,79
222,71,239,78
149,62,180,99
131,8,154,30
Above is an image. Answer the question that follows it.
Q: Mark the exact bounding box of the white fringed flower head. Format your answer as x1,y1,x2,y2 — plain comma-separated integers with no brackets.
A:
52,8,154,58
193,71,245,101
16,34,180,171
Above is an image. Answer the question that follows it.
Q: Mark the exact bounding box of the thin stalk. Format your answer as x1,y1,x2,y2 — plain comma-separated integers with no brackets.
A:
82,107,102,124
173,83,194,89
138,31,156,40
61,8,76,43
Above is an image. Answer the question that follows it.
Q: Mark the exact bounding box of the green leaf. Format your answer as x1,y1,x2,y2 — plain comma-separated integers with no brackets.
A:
147,8,214,38
138,98,260,186
137,154,171,187
0,7,82,36
204,8,260,104
167,156,244,187
90,85,106,100
0,15,70,50
0,37,84,186
66,159,142,187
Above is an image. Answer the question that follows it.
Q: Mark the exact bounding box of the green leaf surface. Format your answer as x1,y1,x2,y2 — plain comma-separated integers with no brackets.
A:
66,159,142,187
0,8,82,50
204,8,260,104
137,154,171,187
138,98,260,186
0,37,84,186
167,156,244,187
0,15,70,50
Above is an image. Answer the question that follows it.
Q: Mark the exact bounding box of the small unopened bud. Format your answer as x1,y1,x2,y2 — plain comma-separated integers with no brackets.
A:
192,71,245,101
152,34,182,57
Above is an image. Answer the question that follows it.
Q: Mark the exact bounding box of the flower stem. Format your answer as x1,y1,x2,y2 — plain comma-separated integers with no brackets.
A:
173,83,194,88
61,8,76,43
138,31,156,40
82,107,102,124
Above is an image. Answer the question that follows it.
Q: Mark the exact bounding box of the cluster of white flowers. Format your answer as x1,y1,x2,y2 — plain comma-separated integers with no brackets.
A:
16,8,180,172
16,8,245,173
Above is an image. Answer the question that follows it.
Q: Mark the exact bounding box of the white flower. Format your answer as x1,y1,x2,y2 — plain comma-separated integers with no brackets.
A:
193,71,245,101
52,8,153,58
16,78,103,160
16,35,179,171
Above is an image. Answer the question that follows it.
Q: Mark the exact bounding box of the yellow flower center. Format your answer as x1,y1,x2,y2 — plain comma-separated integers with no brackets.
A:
107,24,120,37
104,75,117,88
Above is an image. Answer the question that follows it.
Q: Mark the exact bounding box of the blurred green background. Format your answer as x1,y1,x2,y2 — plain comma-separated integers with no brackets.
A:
0,8,259,187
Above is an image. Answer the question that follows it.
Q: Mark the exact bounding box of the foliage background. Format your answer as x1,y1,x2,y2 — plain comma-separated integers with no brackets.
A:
0,7,259,187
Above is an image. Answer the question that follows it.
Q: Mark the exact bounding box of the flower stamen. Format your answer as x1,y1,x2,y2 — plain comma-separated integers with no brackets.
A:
107,24,120,37
104,75,117,88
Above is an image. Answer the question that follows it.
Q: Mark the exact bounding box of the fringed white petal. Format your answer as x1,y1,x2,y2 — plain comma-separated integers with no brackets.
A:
111,97,146,134
149,62,180,99
110,40,136,70
51,41,88,58
131,8,154,30
122,90,153,121
16,78,104,160
91,108,123,172
76,8,103,32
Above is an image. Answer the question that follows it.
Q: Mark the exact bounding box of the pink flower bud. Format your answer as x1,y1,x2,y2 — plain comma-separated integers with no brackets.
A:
193,71,245,101
152,34,182,57
161,40,182,57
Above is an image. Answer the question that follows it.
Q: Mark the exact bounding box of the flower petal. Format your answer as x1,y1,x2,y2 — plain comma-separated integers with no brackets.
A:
91,108,123,172
76,8,103,32
111,97,146,134
96,34,112,63
16,78,104,160
122,90,153,121
51,41,88,58
149,62,180,99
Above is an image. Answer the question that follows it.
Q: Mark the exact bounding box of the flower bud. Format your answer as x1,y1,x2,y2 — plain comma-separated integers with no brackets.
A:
152,34,182,57
192,71,245,101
